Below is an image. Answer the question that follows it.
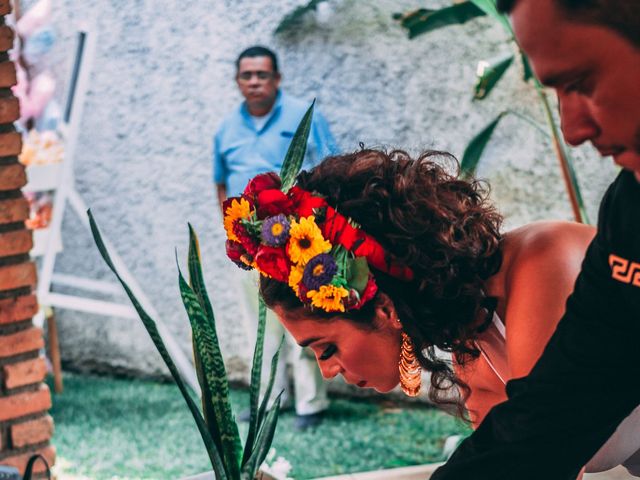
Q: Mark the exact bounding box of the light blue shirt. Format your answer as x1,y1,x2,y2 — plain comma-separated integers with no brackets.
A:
213,91,338,197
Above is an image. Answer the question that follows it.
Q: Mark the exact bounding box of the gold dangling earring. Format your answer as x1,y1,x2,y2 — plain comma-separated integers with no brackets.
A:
399,331,422,397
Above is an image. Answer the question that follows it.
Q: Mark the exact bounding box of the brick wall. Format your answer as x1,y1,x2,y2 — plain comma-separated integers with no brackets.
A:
0,0,55,474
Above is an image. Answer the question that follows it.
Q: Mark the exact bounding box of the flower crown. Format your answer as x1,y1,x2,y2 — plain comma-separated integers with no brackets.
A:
223,172,413,313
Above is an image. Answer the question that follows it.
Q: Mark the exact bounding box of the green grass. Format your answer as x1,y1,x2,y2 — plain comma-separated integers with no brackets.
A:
48,373,470,479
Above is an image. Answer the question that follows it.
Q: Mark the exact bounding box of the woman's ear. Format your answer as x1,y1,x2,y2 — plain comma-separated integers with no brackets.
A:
374,293,403,331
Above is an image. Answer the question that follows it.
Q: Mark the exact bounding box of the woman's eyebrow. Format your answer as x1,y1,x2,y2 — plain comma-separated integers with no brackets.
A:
299,336,322,347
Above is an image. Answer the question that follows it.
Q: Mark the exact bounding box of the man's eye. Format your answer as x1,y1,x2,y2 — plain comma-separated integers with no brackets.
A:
319,344,337,361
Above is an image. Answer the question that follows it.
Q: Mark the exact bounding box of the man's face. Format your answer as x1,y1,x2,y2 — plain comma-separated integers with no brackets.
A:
236,56,280,115
512,0,640,180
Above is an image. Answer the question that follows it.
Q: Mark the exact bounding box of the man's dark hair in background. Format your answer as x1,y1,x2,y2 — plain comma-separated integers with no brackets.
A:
235,45,279,74
497,0,639,46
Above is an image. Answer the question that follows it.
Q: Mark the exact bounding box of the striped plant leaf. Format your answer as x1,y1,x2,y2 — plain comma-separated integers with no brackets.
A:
280,101,315,191
256,334,284,429
186,228,227,462
242,298,267,466
240,393,283,479
178,268,242,479
243,299,284,467
88,211,228,480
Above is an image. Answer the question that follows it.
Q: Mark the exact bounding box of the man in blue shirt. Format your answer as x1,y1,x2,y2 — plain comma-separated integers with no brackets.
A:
213,45,338,430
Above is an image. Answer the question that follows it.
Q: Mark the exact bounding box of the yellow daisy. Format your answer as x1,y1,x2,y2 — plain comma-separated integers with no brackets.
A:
307,285,349,312
288,263,305,295
287,216,331,265
224,198,253,242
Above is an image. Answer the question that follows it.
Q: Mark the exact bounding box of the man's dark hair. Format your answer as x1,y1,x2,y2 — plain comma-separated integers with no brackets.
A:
497,0,639,46
236,46,279,74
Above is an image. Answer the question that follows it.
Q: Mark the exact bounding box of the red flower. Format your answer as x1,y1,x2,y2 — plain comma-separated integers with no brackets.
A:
244,173,282,200
255,246,291,283
233,222,259,256
226,240,253,270
349,276,378,310
289,186,327,217
256,189,293,218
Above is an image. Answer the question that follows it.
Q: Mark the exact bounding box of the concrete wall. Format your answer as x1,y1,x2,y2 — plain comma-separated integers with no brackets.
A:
36,1,617,386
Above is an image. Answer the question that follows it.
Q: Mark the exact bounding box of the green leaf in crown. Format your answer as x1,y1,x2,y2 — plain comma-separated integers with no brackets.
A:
280,100,315,191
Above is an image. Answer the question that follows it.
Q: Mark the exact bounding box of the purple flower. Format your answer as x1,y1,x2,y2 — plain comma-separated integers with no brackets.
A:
261,214,290,246
303,253,338,290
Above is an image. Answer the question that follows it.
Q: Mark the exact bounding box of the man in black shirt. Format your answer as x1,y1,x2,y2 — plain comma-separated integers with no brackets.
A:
432,0,640,478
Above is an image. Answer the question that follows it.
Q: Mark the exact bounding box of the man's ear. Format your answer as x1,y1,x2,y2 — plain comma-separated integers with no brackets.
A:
374,292,402,331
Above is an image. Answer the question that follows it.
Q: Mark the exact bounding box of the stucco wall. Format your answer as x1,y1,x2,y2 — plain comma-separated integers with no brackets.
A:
37,0,617,386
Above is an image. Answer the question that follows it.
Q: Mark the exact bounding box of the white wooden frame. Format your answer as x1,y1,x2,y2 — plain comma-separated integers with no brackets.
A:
32,27,198,393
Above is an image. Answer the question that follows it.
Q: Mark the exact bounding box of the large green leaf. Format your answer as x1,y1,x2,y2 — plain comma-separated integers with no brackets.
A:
274,0,327,34
256,334,284,429
88,211,228,480
280,101,315,191
469,0,511,32
474,53,514,100
178,268,242,478
395,3,486,39
460,112,506,177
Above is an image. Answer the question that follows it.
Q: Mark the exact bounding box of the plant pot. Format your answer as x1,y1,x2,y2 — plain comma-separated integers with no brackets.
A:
180,469,278,480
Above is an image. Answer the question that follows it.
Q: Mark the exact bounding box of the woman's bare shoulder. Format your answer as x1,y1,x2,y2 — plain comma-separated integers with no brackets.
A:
506,220,595,270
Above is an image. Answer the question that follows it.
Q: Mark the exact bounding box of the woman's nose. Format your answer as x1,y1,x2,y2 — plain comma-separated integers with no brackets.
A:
318,360,342,380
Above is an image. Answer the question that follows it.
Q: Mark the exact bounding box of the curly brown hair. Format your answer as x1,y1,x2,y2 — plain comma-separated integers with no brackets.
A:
260,148,503,414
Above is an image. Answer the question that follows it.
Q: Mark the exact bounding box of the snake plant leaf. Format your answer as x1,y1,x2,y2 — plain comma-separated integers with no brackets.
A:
243,301,284,466
256,334,284,429
242,298,267,465
241,393,283,479
186,227,240,474
395,3,486,39
280,101,315,191
460,112,506,177
88,211,228,480
274,0,327,34
178,268,242,479
469,0,512,33
474,53,514,100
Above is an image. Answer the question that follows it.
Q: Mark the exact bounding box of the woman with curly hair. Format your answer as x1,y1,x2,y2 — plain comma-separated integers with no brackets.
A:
222,147,639,475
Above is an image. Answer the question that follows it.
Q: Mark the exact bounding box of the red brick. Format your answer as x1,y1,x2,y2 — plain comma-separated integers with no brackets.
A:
0,262,37,291
0,445,55,474
0,384,50,421
0,96,19,124
0,1,10,16
0,229,32,257
0,62,16,88
0,163,26,191
0,197,29,224
10,415,54,448
0,26,14,52
0,131,23,157
0,294,38,324
3,357,47,389
0,327,44,359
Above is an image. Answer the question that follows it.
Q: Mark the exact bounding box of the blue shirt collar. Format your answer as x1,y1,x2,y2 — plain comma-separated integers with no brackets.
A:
240,90,283,132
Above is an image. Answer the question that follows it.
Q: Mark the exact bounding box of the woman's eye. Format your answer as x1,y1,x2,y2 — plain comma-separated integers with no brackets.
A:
319,344,337,361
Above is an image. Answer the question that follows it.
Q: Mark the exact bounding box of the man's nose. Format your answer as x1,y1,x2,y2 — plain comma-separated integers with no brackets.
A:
558,93,600,147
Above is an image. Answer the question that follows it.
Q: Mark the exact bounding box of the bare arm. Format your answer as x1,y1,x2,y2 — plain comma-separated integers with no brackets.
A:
216,183,227,216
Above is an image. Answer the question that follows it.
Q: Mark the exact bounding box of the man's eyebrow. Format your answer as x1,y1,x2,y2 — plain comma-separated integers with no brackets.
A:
299,337,321,348
539,70,582,88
